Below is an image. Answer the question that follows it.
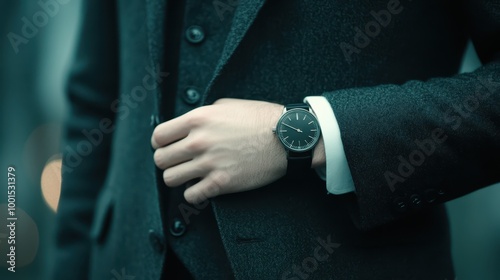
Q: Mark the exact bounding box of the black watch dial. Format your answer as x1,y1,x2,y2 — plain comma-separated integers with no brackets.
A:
276,108,321,152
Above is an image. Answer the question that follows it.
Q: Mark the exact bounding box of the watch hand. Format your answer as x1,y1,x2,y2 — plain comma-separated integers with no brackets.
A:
283,123,303,133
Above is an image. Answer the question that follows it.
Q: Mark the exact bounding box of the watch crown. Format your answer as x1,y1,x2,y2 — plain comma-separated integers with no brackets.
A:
272,128,276,134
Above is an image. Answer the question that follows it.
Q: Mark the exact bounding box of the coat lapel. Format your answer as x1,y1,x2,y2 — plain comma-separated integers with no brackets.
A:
145,0,167,68
204,0,267,104
145,0,168,123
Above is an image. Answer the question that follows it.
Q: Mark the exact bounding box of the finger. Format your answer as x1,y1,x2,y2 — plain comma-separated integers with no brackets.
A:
184,171,230,204
151,116,191,149
162,159,208,187
213,98,237,105
153,137,202,169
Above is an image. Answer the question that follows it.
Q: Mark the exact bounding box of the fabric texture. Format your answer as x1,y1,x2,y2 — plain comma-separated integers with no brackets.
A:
52,0,499,279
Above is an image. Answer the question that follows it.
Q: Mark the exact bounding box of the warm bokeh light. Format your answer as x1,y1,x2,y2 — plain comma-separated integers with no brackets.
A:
41,156,62,212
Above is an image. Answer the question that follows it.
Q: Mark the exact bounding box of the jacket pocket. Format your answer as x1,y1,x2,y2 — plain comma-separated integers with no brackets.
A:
90,188,115,244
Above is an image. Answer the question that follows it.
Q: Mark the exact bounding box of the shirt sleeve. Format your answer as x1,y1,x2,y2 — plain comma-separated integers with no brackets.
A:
304,96,356,194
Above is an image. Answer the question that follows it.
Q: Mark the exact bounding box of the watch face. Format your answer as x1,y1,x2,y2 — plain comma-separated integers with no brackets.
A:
276,108,321,152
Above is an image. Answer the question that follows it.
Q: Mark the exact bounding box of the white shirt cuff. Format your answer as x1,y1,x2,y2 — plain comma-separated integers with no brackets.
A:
304,96,356,194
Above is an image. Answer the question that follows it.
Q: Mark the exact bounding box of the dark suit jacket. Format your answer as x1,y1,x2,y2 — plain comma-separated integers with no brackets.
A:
53,0,500,279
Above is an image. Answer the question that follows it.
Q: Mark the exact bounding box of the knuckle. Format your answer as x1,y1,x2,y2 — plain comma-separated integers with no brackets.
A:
153,150,163,167
207,173,226,196
213,171,230,187
152,127,163,147
206,183,221,198
186,108,205,127
185,136,206,153
196,156,213,171
163,169,178,186
185,188,202,204
213,98,227,105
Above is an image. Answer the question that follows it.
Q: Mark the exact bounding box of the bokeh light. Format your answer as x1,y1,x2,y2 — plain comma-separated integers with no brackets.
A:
40,156,62,212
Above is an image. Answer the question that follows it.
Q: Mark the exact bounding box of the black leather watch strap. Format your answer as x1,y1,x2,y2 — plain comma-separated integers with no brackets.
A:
287,150,312,176
286,103,309,110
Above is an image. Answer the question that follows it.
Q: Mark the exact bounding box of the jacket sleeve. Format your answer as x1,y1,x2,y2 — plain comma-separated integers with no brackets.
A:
51,0,118,278
324,0,500,230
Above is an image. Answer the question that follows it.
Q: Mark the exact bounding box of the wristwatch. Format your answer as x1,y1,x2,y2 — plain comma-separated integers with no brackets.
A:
273,103,321,176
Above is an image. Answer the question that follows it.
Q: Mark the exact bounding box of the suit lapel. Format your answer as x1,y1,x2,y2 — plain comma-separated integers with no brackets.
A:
145,0,168,122
204,0,267,104
145,0,168,68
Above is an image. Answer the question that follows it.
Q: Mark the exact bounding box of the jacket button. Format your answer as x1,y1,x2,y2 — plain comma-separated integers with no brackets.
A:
424,189,438,203
410,194,422,207
148,229,165,253
393,197,407,213
185,25,205,44
182,88,201,105
169,218,187,237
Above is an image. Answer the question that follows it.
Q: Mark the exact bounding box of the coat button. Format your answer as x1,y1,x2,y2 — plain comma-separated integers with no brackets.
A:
424,189,438,203
392,197,407,213
169,218,187,237
410,194,422,207
148,229,165,253
182,88,201,105
185,25,205,44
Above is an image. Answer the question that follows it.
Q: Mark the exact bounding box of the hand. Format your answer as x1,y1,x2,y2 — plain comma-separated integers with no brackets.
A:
151,98,288,204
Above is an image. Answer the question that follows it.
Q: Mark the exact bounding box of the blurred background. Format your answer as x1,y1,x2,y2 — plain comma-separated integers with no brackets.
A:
0,1,498,279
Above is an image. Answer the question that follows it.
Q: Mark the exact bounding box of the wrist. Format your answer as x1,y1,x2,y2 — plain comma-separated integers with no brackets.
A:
312,136,326,169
